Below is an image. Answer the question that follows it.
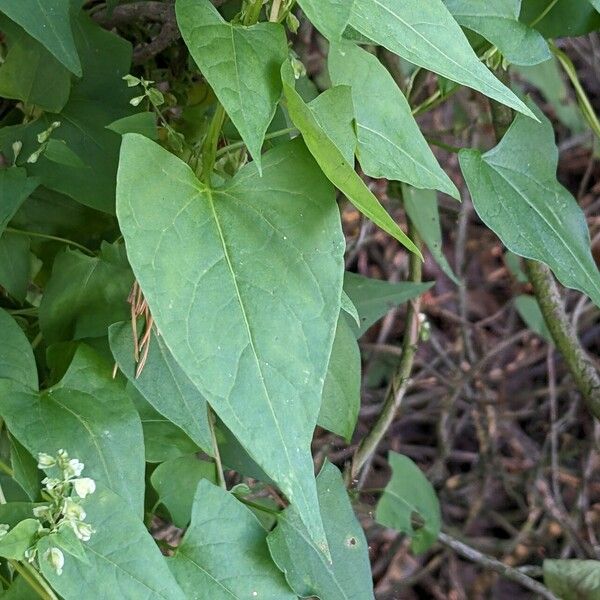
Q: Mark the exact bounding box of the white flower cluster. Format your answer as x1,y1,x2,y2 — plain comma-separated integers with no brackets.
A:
25,450,97,576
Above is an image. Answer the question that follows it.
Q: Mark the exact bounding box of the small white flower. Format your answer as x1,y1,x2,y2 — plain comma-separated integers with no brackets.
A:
44,547,64,575
70,520,94,542
62,498,86,522
0,524,9,539
72,477,96,499
65,458,84,478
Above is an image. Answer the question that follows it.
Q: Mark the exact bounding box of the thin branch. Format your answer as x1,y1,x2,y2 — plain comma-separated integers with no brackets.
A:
438,531,560,600
93,0,227,64
350,224,423,482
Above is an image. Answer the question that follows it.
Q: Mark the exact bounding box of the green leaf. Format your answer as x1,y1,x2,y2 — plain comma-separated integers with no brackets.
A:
544,559,600,600
340,291,360,327
0,233,31,303
281,63,421,255
402,185,459,284
0,519,38,560
0,26,71,113
348,0,534,117
43,139,86,169
117,135,344,554
107,112,159,139
0,308,36,389
344,272,433,337
0,0,81,75
328,41,459,199
0,346,145,517
459,100,600,308
0,168,39,236
109,322,213,455
169,480,295,599
0,12,135,213
176,0,288,171
520,0,600,37
590,0,600,12
376,452,441,553
268,462,375,600
0,503,38,528
309,85,357,165
151,455,217,528
2,572,38,598
443,0,550,66
296,0,352,40
10,438,40,502
50,526,88,564
514,295,552,343
38,485,186,600
216,421,273,484
319,317,361,441
39,243,133,345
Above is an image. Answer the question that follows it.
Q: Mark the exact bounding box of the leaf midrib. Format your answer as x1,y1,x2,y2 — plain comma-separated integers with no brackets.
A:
205,189,302,504
355,0,507,98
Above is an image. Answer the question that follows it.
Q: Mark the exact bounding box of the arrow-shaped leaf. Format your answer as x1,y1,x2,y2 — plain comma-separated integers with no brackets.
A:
117,134,344,555
349,0,535,117
459,99,600,307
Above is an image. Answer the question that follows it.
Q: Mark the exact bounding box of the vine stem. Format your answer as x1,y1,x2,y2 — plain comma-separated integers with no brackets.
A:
525,261,600,419
528,0,560,27
215,127,298,158
5,228,95,256
438,532,560,600
207,406,226,489
9,561,58,600
490,70,600,421
350,223,423,483
200,104,226,185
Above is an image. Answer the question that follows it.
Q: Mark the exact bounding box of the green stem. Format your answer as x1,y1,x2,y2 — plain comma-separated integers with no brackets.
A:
350,223,423,483
0,459,14,478
10,560,58,600
525,261,600,419
243,0,263,25
238,497,281,515
200,104,226,186
207,406,226,489
31,331,43,350
425,137,462,154
529,0,560,27
551,43,600,139
5,228,94,256
215,127,298,158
